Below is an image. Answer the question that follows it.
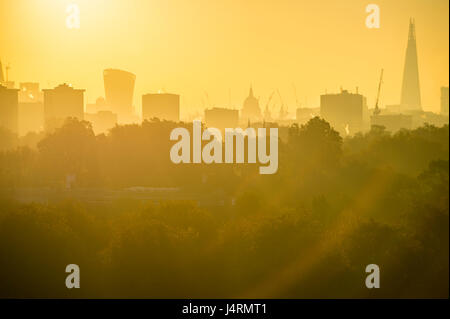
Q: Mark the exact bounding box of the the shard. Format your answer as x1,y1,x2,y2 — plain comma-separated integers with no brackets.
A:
400,19,422,111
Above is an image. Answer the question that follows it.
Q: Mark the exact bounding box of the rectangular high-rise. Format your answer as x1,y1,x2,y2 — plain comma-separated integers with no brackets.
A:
0,84,19,133
19,82,43,103
205,107,239,129
320,89,368,136
104,69,136,123
43,83,84,131
18,82,44,135
142,93,180,122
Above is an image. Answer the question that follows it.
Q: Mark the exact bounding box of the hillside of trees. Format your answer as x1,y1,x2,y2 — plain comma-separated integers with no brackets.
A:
0,118,448,298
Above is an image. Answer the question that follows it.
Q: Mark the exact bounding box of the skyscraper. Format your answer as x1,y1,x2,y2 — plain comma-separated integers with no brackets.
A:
103,69,136,122
19,82,43,103
43,83,85,131
18,83,44,136
0,84,19,134
400,19,422,111
320,89,368,136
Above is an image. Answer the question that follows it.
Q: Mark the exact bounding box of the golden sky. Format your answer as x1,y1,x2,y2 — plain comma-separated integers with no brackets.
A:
0,0,448,116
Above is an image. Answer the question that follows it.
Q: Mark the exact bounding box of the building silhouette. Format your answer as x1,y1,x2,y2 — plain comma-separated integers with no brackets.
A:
0,84,19,133
86,97,108,114
142,93,180,122
371,113,413,132
241,86,262,123
43,83,84,131
205,107,239,129
18,83,44,135
320,89,368,136
103,69,136,122
84,110,117,135
0,60,4,83
18,102,44,136
2,82,15,89
84,96,117,135
400,19,422,111
441,87,449,116
19,82,43,103
0,60,14,89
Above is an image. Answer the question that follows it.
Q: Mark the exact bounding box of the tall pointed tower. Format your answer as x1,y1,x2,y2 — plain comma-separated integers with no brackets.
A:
400,19,422,111
0,60,4,83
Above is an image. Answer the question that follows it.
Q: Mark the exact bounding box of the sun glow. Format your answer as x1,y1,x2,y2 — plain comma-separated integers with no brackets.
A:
0,0,448,114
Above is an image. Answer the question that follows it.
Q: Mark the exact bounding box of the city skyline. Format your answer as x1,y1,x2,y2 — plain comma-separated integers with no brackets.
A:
0,0,448,302
0,0,448,116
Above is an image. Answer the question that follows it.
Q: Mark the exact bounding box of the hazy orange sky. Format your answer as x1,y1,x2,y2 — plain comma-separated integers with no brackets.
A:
0,0,448,117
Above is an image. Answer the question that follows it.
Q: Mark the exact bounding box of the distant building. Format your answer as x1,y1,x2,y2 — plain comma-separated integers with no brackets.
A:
1,81,15,89
400,19,422,111
16,83,44,136
18,102,44,136
241,87,262,123
19,82,43,103
103,69,136,123
320,89,368,136
205,107,239,129
86,97,108,114
142,93,180,122
43,83,84,131
0,84,19,133
84,110,117,135
411,111,449,128
296,107,320,125
441,87,449,116
371,114,413,132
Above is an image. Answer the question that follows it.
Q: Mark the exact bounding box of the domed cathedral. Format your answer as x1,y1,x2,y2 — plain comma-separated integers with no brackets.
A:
241,86,262,123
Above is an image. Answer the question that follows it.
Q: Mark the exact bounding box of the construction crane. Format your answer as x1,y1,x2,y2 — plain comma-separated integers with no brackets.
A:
277,89,288,120
373,69,384,116
264,90,275,120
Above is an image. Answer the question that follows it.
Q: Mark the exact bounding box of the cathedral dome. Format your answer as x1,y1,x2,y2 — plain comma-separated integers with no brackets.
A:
241,86,262,122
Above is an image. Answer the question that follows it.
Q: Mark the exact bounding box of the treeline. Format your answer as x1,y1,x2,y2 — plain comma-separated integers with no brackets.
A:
0,118,448,298
0,119,238,190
